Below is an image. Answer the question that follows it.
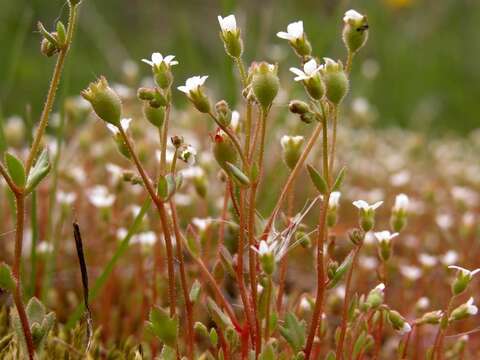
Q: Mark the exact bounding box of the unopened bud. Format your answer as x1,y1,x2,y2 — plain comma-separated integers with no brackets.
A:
348,228,365,246
213,130,238,172
417,310,443,325
218,15,243,58
137,87,156,101
252,63,279,110
171,136,184,148
280,135,304,170
342,9,369,55
215,100,232,127
365,283,385,309
289,100,310,115
388,310,411,334
449,298,478,322
320,58,349,105
143,102,165,128
81,76,122,126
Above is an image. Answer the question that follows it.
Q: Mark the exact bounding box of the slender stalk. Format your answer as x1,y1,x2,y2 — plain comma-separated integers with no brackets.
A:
159,104,170,175
25,3,79,174
12,194,35,359
305,116,330,359
118,126,177,316
261,121,323,240
170,200,194,359
264,276,273,342
329,106,338,174
335,246,362,359
401,324,415,359
345,51,354,75
432,296,456,360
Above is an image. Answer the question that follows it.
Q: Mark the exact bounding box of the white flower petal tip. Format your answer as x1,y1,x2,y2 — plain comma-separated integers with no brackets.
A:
218,14,237,32
177,76,208,94
353,200,384,211
343,9,364,23
289,59,320,81
277,20,304,41
142,52,178,67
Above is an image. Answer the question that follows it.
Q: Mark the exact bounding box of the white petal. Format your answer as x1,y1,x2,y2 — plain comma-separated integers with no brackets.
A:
287,21,303,39
303,59,318,76
141,59,154,66
177,86,188,94
344,9,364,23
151,52,163,65
352,200,369,209
371,201,384,210
277,31,293,40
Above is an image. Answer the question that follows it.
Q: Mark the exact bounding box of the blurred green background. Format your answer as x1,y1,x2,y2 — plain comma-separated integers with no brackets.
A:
1,0,479,133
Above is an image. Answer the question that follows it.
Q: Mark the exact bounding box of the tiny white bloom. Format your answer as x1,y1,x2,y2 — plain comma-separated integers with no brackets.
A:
289,58,321,81
106,118,131,135
393,193,409,213
466,297,478,315
353,200,383,211
374,231,399,244
398,322,412,335
416,297,430,310
374,283,386,292
192,217,212,232
400,265,422,281
132,231,157,247
329,191,341,208
343,9,364,23
442,250,459,266
231,110,240,131
448,265,480,278
277,21,304,41
37,241,53,254
300,297,311,311
142,52,178,67
177,76,208,95
419,253,437,268
57,191,77,205
217,14,237,33
280,135,304,149
179,145,197,166
87,185,115,208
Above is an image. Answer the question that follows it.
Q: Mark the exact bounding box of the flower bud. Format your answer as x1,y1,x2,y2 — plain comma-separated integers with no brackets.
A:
289,100,310,115
327,191,341,227
342,10,369,55
137,87,156,101
215,100,232,127
390,194,409,232
171,136,184,148
251,63,279,110
374,231,398,262
290,59,324,100
81,76,122,126
449,297,478,322
300,112,316,124
257,240,276,275
280,135,304,170
213,130,238,172
40,37,58,57
218,15,243,58
388,310,411,334
320,58,349,105
348,228,365,246
449,266,480,295
143,102,165,128
327,260,339,280
365,283,385,309
417,310,443,325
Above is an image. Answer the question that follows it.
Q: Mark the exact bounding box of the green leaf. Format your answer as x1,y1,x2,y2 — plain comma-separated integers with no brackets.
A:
209,328,218,347
259,343,275,360
5,152,25,187
26,297,46,326
306,164,328,194
279,312,306,353
25,149,51,194
207,297,232,329
225,162,250,187
327,251,354,289
146,307,178,347
189,280,201,303
0,263,15,291
332,166,346,192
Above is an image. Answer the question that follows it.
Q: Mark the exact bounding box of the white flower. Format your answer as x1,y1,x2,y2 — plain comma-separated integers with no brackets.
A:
132,231,157,247
255,240,276,257
448,265,480,278
107,118,131,135
87,185,115,208
217,15,237,33
398,322,412,335
277,21,304,41
280,135,304,149
442,250,459,266
37,241,53,254
231,110,240,131
466,297,478,315
343,9,364,23
416,297,430,310
179,145,197,166
419,253,437,268
353,200,383,211
400,265,422,281
142,52,178,68
289,59,321,81
192,217,212,232
374,231,399,244
436,213,453,230
393,193,409,213
329,191,341,209
57,191,76,205
374,283,386,292
177,76,208,95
